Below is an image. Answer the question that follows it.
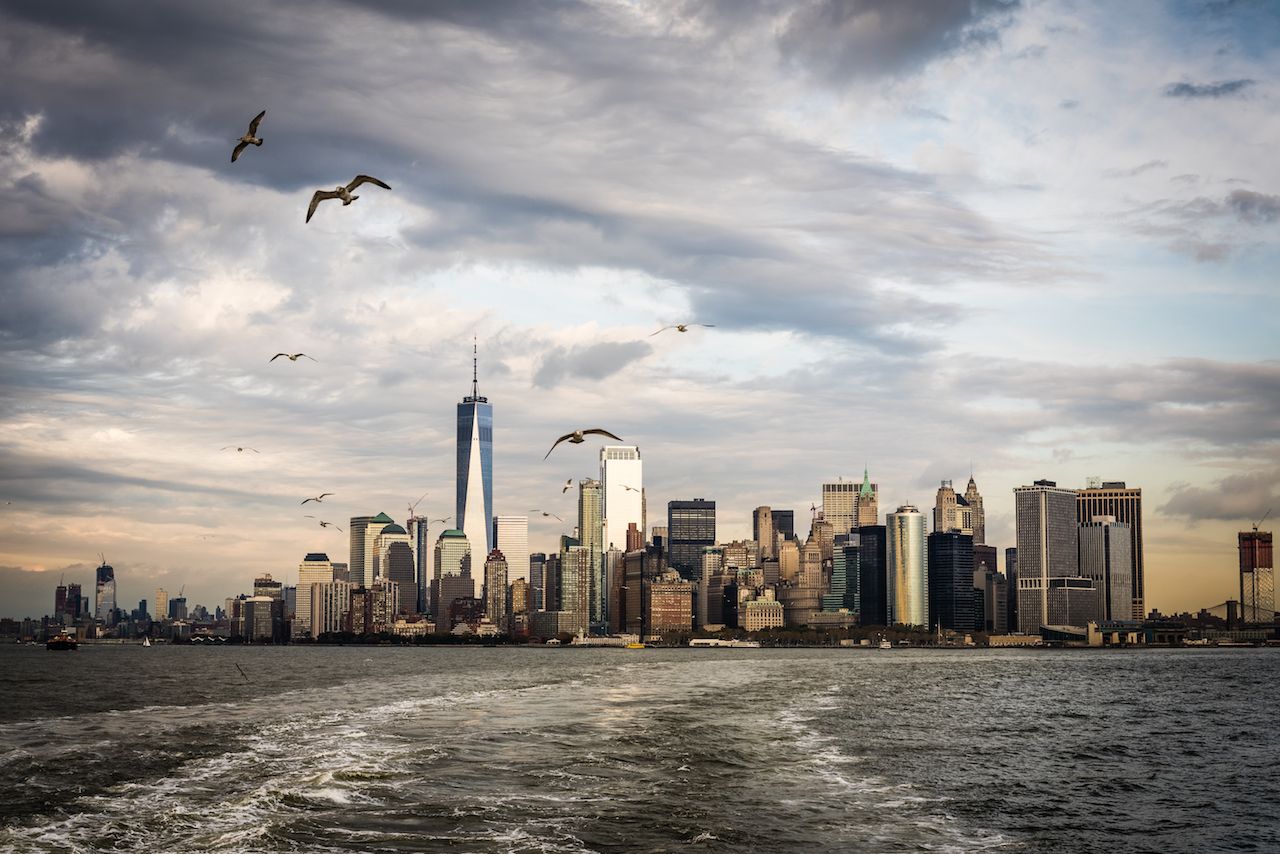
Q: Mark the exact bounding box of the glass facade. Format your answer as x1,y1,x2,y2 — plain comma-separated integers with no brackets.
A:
886,508,928,627
927,531,975,631
456,397,494,557
858,525,887,626
667,499,716,581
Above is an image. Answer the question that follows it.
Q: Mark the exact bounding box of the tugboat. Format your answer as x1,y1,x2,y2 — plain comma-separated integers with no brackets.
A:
46,631,78,651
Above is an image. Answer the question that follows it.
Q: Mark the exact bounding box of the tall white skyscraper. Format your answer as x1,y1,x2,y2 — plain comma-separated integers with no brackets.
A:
886,505,928,626
494,515,530,585
1014,479,1080,633
601,445,643,552
821,480,857,535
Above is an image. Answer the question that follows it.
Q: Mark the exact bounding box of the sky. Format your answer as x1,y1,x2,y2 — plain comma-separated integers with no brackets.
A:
1,0,1277,619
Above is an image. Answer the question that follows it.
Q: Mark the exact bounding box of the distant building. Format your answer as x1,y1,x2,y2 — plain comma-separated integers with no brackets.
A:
484,549,509,631
432,529,473,622
771,509,795,541
647,569,693,637
254,574,283,600
456,345,494,557
699,547,724,628
1014,480,1079,633
1076,481,1144,620
855,468,878,529
577,479,606,626
741,595,785,632
529,552,546,611
887,506,928,626
369,579,399,632
94,562,116,624
601,445,643,553
1004,547,1018,631
295,553,333,638
494,515,530,587
927,531,975,631
822,479,858,535
1237,530,1274,624
153,588,169,624
858,525,888,626
1078,517,1133,622
558,539,591,635
823,539,860,613
375,524,416,615
963,475,986,544
753,505,776,560
667,499,716,581
973,545,1005,633
310,581,352,637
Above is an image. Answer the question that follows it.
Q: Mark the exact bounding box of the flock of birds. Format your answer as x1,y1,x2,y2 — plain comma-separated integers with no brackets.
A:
220,108,719,539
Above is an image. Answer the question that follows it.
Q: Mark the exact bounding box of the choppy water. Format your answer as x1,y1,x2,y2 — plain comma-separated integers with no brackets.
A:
0,645,1276,853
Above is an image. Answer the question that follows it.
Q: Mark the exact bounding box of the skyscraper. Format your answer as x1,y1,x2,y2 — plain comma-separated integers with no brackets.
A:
963,475,986,544
407,516,431,613
154,587,169,624
601,445,643,552
95,561,116,624
855,468,879,529
348,515,377,589
771,509,795,541
577,480,605,625
823,539,860,613
667,499,716,581
1014,480,1080,633
858,525,888,626
558,538,591,635
456,343,494,558
1238,529,1274,624
1078,517,1133,622
927,531,975,631
821,480,857,534
1076,481,1144,620
529,552,546,611
357,512,396,589
886,506,927,626
494,515,529,588
295,552,333,638
375,524,416,615
432,529,473,621
752,506,775,560
483,549,508,631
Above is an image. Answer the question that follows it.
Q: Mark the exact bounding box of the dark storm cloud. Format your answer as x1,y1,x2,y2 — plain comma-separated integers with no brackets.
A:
532,340,652,388
1162,78,1255,98
776,0,1020,83
1160,469,1280,522
0,451,266,507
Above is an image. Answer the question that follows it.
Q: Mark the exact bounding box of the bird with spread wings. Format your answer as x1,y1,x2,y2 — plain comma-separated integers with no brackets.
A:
544,428,623,459
306,175,392,223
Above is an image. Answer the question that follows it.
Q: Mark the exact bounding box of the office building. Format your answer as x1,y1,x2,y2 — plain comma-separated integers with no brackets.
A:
699,547,724,627
348,515,377,589
1078,517,1133,622
933,480,973,535
407,515,431,613
456,344,494,557
529,552,546,611
559,539,591,635
742,594,785,632
667,499,716,581
771,509,795,541
483,549,508,631
154,588,169,624
374,524,416,615
294,552,333,638
647,569,694,637
886,506,927,626
242,595,277,641
753,506,776,560
855,468,878,529
369,579,399,632
822,480,858,534
1036,577,1103,627
493,515,530,587
964,475,986,544
1077,481,1144,619
1005,547,1018,630
254,574,283,600
601,445,643,552
973,559,1007,634
1014,480,1079,633
1238,530,1274,624
927,531,975,631
432,529,473,621
94,561,116,624
721,539,760,571
577,480,606,625
823,540,860,613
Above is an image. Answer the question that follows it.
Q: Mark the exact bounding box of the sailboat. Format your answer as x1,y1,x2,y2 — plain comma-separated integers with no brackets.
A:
142,636,152,647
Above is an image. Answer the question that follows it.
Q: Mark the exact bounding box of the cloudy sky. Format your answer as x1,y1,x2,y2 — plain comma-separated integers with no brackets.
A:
1,0,1277,619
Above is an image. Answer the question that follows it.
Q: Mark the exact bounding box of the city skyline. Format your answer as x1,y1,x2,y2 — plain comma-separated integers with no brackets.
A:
2,1,1278,618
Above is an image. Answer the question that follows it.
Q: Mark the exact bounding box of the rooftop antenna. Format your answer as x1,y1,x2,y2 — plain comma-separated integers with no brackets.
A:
472,336,478,399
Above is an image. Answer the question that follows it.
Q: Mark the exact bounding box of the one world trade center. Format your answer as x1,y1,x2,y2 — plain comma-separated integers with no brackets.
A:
456,342,494,559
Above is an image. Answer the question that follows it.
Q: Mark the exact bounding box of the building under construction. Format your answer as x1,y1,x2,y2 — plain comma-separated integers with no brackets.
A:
1238,530,1274,624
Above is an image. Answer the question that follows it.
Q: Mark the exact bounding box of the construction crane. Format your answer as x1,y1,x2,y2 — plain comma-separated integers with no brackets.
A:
407,490,429,524
1253,508,1272,533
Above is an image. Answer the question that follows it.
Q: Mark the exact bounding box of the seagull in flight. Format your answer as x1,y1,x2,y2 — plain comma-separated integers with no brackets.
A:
622,484,640,493
304,516,343,532
231,110,265,162
301,493,334,505
270,353,316,362
221,446,259,453
306,175,392,223
429,517,451,525
530,510,563,522
651,323,715,337
561,478,574,494
544,428,623,459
